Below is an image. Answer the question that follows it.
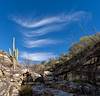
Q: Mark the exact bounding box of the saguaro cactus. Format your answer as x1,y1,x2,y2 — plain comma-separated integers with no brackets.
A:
9,37,19,69
9,37,19,60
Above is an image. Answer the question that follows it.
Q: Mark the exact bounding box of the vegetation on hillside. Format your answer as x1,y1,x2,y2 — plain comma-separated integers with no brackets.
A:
28,33,100,76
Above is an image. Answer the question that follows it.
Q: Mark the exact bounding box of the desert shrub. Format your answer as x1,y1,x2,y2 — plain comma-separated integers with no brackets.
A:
19,85,33,96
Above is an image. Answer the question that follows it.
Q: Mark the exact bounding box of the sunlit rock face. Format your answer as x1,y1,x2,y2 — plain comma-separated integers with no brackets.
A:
0,51,23,96
21,68,42,81
44,71,52,76
0,51,12,67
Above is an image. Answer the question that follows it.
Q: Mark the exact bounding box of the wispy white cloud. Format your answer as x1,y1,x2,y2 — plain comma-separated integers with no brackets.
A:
24,24,66,37
23,38,60,48
20,52,57,61
11,11,91,48
12,15,64,28
12,11,90,28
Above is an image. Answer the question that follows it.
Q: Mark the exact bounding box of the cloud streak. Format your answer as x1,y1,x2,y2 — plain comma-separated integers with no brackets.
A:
12,15,65,28
23,38,60,48
12,11,90,28
24,24,66,37
20,52,57,62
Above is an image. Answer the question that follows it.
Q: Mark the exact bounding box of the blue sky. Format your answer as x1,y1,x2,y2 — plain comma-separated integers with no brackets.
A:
0,0,100,63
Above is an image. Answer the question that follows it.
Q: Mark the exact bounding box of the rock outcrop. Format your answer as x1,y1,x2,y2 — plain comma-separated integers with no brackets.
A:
0,51,22,96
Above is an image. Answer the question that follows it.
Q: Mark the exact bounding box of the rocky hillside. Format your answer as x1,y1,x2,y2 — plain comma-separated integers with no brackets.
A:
29,33,100,85
35,33,100,96
0,51,23,96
